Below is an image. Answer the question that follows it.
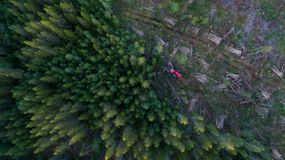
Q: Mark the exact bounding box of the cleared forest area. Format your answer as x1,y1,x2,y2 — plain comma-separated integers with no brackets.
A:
119,0,285,158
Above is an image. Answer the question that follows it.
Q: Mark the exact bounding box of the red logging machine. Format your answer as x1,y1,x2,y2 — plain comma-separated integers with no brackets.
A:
167,61,182,78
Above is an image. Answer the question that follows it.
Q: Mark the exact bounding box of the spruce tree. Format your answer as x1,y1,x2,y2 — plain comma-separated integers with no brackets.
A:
0,0,34,158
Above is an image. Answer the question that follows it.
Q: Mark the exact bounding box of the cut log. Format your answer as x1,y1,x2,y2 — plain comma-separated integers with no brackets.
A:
261,90,271,99
188,26,200,36
199,59,209,70
225,46,243,56
188,97,197,111
227,73,240,80
271,67,283,78
179,46,191,54
132,27,144,37
171,47,179,57
164,17,177,26
194,73,208,84
213,84,227,91
158,38,168,46
205,33,222,46
272,148,282,160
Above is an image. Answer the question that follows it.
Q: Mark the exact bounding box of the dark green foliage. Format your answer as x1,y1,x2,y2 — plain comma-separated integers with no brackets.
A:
0,0,274,159
181,0,211,26
258,0,285,21
0,0,33,159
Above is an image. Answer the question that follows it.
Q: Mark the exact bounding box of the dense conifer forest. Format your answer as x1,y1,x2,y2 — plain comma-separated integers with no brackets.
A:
0,0,284,159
